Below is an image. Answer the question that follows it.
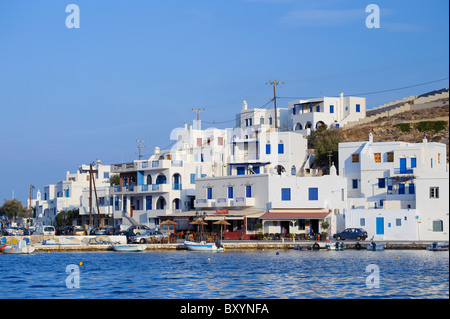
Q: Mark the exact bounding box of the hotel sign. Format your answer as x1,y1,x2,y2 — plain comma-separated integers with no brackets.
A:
216,209,229,215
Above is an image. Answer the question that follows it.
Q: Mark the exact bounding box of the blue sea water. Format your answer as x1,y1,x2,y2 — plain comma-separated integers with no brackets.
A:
0,249,448,299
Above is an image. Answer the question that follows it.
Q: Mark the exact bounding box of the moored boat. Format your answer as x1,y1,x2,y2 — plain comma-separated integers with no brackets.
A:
2,240,35,254
184,240,224,252
367,242,385,251
112,244,146,252
426,242,449,251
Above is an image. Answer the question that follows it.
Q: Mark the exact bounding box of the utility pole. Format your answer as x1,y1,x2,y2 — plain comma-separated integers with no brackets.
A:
136,139,146,160
265,81,284,130
192,108,205,130
89,163,101,228
27,185,34,232
327,151,333,168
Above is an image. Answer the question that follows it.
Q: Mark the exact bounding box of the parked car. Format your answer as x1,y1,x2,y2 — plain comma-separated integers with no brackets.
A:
89,227,108,235
333,228,368,241
35,225,56,236
73,227,86,236
127,225,151,235
131,230,168,244
115,231,135,244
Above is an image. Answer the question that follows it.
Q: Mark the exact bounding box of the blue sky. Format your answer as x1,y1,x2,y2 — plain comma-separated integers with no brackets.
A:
0,0,448,204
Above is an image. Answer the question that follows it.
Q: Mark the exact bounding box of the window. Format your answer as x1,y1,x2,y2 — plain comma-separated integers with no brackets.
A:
228,187,233,199
433,220,444,232
431,158,433,168
146,196,152,210
266,144,271,155
360,218,365,226
104,172,109,179
330,105,334,113
398,184,405,195
269,117,273,125
410,157,417,168
438,153,441,164
218,137,223,146
197,138,202,146
260,117,264,125
409,183,415,194
207,187,212,200
281,188,291,201
387,152,394,162
316,105,320,112
190,174,196,184
236,167,245,175
378,178,386,188
430,187,439,198
356,104,361,112
278,143,284,154
308,187,318,201
374,153,381,163
352,154,360,163
396,219,402,226
246,186,252,198
352,179,358,189
341,189,345,201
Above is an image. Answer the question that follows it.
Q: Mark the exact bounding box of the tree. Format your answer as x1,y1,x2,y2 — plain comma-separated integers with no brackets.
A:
308,125,343,171
55,209,79,227
0,199,27,220
108,174,120,186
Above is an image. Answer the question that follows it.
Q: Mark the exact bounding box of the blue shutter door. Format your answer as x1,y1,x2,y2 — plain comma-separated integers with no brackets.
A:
400,158,407,173
376,217,384,235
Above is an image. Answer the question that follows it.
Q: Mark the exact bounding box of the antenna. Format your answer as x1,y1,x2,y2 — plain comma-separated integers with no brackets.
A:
192,108,205,130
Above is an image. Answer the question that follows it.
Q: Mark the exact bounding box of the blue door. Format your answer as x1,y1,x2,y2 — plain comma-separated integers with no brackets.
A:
376,217,384,235
400,158,407,174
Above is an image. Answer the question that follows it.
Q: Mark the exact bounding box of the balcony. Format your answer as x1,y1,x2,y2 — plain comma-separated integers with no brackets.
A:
111,183,173,194
111,159,183,173
195,199,215,208
234,197,255,207
393,168,414,174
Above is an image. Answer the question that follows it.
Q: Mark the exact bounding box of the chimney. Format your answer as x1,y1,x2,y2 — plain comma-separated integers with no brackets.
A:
242,100,248,110
184,122,188,130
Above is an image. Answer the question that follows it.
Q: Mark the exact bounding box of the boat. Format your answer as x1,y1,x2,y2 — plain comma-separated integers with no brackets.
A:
367,242,386,251
426,242,449,251
112,244,146,252
2,240,35,254
184,240,224,252
327,242,344,251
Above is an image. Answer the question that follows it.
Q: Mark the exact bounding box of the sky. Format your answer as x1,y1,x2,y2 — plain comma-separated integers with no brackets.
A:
0,0,448,205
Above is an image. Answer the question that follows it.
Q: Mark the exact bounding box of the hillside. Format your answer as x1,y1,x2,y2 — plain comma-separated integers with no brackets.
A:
341,104,449,160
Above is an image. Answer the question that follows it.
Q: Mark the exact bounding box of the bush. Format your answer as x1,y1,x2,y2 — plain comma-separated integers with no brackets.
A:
396,123,412,132
414,121,447,133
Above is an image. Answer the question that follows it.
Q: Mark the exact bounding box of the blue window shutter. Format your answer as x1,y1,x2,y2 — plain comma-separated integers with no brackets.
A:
228,187,233,199
356,104,361,112
207,188,212,199
190,174,196,184
410,158,416,168
246,186,252,198
330,105,334,113
409,184,415,194
266,144,271,155
281,188,291,201
399,184,405,194
278,144,284,154
378,178,386,188
237,167,245,175
308,188,318,201
352,179,358,189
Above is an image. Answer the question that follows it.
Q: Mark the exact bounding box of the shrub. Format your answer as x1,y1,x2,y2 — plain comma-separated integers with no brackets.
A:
414,121,447,133
396,123,412,132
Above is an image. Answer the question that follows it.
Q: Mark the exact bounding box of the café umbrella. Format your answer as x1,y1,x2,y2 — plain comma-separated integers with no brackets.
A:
213,219,231,241
160,220,177,242
191,218,208,241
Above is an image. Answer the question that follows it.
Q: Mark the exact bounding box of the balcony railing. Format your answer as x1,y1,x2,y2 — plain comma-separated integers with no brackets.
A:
394,168,414,174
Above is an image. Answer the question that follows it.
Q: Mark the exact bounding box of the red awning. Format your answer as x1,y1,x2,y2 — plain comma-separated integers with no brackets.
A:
260,210,330,220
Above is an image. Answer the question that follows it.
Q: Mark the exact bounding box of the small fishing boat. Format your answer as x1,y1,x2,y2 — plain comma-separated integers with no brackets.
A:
367,242,385,251
3,240,35,254
327,242,344,251
112,244,146,252
184,240,224,252
426,242,449,251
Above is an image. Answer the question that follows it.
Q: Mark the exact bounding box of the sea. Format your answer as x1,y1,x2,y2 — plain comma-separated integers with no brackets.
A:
0,249,448,299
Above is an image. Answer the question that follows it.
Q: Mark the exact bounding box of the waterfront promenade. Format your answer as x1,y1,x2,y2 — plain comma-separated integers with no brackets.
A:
1,235,436,252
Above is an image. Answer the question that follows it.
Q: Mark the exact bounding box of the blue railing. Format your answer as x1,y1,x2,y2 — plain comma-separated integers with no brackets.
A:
394,168,414,174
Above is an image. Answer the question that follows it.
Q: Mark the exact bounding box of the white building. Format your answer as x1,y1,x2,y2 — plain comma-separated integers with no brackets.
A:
32,161,112,226
288,92,366,134
110,121,231,229
339,134,449,241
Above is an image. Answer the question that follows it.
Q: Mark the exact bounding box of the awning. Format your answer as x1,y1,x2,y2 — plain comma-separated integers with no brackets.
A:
260,208,331,220
159,209,265,220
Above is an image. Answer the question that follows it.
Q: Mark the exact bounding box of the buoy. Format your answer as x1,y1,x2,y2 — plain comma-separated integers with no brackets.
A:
276,251,279,255
208,258,211,261
397,256,400,259
79,262,83,266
